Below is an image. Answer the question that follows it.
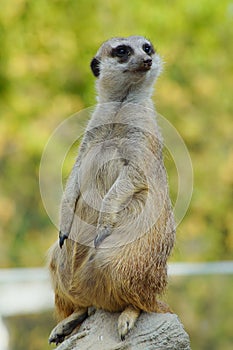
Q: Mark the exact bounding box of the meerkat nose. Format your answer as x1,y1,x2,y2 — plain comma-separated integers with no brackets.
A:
143,58,152,68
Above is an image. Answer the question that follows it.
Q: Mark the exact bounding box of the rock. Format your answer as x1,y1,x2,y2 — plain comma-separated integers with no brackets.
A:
56,309,191,350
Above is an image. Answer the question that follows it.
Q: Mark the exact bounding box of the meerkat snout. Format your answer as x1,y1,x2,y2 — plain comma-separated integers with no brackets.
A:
135,57,153,72
143,58,152,68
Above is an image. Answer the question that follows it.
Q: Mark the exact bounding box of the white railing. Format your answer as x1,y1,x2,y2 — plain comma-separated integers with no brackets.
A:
168,261,233,275
0,262,233,350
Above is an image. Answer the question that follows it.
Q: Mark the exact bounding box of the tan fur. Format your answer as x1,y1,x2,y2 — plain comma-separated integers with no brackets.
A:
48,36,175,344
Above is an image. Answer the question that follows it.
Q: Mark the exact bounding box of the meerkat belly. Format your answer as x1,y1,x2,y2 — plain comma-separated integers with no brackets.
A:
68,237,165,312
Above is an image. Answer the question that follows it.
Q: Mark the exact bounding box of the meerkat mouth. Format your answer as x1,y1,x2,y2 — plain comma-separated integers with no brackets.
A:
124,66,152,74
135,66,152,72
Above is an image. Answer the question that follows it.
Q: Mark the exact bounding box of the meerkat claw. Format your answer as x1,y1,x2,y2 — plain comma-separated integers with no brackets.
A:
118,306,140,341
118,320,130,341
59,231,68,248
94,226,111,248
49,333,65,345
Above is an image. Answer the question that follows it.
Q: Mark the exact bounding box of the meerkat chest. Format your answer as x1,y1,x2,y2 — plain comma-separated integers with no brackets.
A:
78,102,161,196
78,129,124,196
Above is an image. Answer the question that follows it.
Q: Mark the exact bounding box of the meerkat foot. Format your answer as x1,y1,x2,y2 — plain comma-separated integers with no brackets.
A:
118,306,141,341
49,308,88,345
94,225,112,248
59,231,69,249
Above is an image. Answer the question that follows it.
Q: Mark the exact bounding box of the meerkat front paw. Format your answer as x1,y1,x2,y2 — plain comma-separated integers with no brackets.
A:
118,306,141,341
49,308,88,345
49,320,70,345
94,225,112,248
59,231,69,248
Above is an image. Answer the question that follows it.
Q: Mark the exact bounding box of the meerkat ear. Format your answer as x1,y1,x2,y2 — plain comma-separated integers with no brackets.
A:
90,57,101,77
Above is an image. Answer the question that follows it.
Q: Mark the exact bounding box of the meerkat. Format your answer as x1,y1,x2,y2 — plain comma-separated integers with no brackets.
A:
48,35,176,345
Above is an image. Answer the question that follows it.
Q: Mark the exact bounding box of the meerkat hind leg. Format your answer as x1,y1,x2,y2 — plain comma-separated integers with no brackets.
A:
118,305,141,341
49,307,88,345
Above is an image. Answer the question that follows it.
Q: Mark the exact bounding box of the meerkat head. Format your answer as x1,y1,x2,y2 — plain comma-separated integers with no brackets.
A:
90,36,162,102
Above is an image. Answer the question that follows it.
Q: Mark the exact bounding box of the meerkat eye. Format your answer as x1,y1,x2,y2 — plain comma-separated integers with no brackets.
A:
116,47,127,56
143,43,154,55
111,45,133,59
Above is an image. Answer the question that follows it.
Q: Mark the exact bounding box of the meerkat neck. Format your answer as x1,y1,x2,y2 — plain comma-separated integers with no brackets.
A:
96,79,154,104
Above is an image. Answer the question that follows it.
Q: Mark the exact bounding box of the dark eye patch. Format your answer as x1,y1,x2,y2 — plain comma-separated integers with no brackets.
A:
90,57,100,77
111,45,134,62
142,43,155,55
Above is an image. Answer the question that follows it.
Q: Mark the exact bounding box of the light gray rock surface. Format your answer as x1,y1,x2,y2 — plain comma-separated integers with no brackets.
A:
56,310,191,350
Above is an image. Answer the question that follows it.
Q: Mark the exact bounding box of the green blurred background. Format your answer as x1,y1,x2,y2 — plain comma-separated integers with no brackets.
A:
0,0,232,349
